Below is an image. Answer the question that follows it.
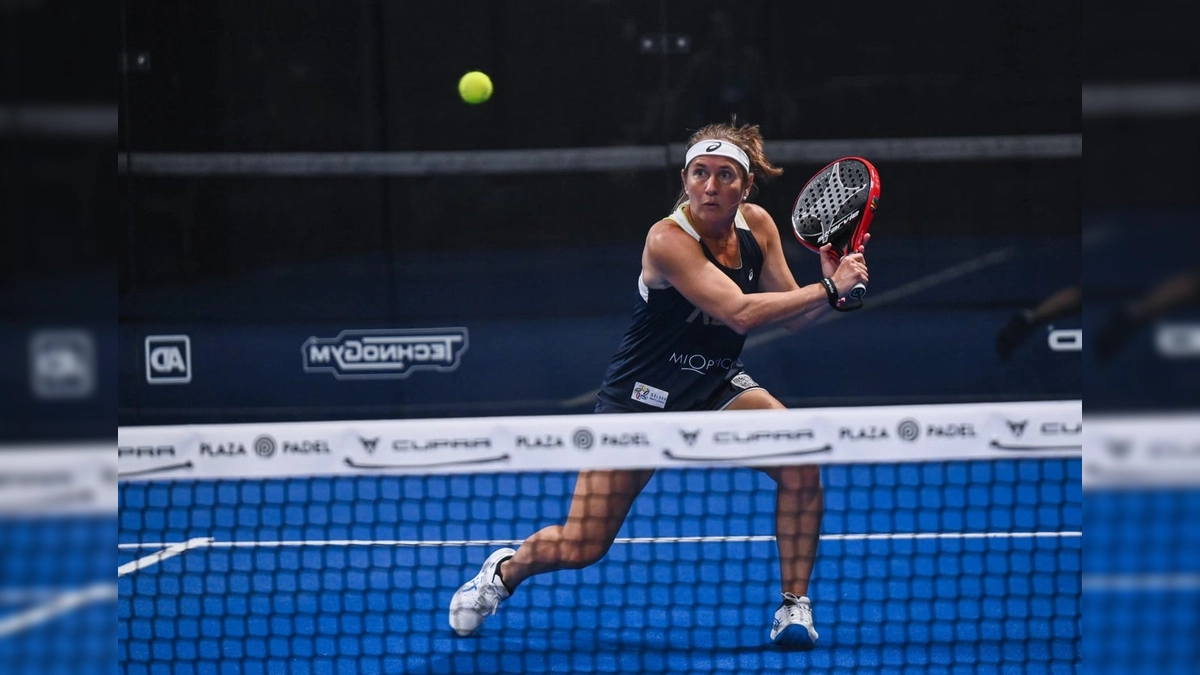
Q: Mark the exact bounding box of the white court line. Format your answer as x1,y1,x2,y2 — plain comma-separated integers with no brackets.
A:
1083,573,1200,592
0,588,60,605
117,530,1081,551
0,529,186,634
117,537,213,577
559,245,1016,407
822,531,1080,541
0,582,116,637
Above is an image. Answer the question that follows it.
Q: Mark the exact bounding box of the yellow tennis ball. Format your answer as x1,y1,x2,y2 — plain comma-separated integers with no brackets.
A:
458,71,493,104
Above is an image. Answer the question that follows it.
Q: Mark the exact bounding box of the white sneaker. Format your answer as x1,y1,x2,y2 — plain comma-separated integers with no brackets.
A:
770,593,818,648
449,548,515,636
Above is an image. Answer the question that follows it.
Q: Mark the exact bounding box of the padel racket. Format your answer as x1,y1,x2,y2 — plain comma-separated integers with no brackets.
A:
791,156,880,302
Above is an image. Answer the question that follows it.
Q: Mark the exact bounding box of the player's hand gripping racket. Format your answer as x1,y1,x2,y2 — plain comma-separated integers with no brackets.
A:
791,156,880,310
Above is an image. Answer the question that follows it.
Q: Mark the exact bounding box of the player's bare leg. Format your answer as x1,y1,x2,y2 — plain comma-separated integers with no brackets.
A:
450,468,654,636
500,468,655,588
728,389,823,648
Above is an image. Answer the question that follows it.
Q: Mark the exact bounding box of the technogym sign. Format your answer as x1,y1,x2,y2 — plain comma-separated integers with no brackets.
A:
302,328,469,380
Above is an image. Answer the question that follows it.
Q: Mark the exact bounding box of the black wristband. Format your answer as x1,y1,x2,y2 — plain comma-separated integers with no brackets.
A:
820,277,839,308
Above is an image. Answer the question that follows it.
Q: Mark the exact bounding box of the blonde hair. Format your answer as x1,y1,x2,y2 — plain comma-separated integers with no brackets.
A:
675,117,783,208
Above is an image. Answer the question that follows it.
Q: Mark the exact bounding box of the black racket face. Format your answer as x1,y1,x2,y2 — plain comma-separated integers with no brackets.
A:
792,158,873,252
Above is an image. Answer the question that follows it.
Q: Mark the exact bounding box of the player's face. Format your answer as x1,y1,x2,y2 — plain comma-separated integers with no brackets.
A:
682,156,747,220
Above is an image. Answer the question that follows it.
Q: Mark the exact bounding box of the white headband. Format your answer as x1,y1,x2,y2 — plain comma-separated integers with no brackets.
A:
683,139,751,175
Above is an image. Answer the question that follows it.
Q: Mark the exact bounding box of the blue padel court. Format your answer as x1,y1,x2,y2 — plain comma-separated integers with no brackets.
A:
118,458,1081,674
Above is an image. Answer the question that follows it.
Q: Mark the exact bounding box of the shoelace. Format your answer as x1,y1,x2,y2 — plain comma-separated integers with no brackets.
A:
781,592,812,625
472,575,505,615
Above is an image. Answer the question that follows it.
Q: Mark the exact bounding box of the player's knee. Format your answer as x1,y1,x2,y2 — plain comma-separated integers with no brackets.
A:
558,540,609,569
556,528,611,568
776,465,821,493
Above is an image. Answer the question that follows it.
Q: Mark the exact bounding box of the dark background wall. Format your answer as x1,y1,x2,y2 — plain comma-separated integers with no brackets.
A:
115,0,1084,425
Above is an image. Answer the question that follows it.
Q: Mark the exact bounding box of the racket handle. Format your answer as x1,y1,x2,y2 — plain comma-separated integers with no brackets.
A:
849,283,867,299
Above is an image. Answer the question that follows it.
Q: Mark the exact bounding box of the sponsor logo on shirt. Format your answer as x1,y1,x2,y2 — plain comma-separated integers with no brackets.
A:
631,381,669,409
730,373,759,390
668,352,734,375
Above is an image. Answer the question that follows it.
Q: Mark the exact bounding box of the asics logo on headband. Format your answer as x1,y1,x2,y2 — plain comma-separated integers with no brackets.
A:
684,139,750,174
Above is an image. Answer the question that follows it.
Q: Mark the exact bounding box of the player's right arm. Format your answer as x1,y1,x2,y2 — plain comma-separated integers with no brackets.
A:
641,220,867,335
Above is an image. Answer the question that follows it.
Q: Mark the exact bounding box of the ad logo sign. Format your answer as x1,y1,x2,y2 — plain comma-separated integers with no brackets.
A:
145,335,192,384
1047,328,1082,352
303,328,469,380
29,329,96,399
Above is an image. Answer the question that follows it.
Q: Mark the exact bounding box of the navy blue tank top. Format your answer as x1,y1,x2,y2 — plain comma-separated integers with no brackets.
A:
596,205,764,412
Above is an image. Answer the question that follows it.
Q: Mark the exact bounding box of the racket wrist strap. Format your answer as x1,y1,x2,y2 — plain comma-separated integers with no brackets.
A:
820,277,839,308
820,276,864,312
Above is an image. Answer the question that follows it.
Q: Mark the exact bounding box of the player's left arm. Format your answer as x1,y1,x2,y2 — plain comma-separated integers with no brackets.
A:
742,203,831,332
